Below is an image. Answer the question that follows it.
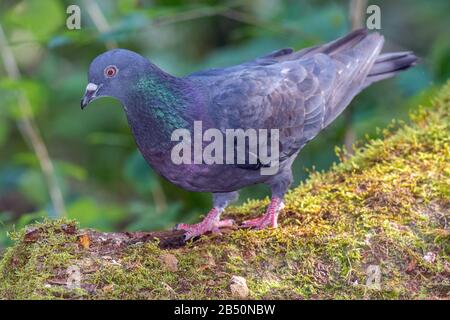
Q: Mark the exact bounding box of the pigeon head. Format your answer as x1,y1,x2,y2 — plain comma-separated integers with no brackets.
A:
81,48,151,109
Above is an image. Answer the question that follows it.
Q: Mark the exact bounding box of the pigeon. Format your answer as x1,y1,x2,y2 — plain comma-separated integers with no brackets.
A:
81,29,417,240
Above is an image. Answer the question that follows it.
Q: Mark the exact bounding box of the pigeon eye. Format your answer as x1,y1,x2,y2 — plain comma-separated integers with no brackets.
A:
104,65,118,78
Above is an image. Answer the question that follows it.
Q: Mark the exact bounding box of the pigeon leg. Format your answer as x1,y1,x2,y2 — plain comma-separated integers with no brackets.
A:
242,166,292,230
241,197,285,229
175,192,238,240
175,208,234,240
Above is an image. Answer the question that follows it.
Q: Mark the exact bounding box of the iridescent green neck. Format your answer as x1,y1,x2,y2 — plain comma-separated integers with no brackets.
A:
125,73,191,152
133,75,189,129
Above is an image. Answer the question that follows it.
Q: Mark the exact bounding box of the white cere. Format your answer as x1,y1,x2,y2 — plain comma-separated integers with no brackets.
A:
86,83,98,91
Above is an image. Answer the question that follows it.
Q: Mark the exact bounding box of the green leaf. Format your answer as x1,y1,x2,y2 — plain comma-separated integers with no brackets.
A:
4,0,64,39
0,79,47,118
117,0,139,14
56,161,87,181
13,152,39,167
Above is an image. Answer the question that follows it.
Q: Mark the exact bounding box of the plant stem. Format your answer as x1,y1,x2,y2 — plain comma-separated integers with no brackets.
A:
0,24,66,217
83,0,117,49
344,0,368,157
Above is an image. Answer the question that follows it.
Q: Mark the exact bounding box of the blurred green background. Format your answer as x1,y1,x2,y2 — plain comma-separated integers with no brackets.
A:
0,0,449,249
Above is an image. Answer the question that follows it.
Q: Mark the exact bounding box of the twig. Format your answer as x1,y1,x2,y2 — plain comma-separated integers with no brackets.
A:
152,184,167,213
344,0,368,157
0,24,66,217
350,0,368,30
83,0,117,49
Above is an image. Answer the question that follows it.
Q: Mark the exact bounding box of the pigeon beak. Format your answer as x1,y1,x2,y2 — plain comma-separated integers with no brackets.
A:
81,83,100,109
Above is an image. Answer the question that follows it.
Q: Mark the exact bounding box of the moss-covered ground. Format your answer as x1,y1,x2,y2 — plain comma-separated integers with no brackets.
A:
0,83,449,300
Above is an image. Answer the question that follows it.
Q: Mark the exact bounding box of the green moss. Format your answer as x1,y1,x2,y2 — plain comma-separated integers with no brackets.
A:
1,83,449,300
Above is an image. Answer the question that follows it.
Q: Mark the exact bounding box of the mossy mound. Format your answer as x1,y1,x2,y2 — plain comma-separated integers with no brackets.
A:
1,83,449,300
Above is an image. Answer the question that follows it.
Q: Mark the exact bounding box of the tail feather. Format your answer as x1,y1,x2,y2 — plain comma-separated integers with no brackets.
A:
294,29,417,128
363,51,418,88
321,28,369,55
322,32,385,127
290,28,370,60
293,28,418,88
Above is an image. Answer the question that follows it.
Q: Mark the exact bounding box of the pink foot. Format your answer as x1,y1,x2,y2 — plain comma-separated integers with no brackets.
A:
242,197,284,230
175,208,234,240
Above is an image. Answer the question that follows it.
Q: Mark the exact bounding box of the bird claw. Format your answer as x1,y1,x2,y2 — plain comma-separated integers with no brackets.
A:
241,197,283,230
175,219,235,241
241,215,277,229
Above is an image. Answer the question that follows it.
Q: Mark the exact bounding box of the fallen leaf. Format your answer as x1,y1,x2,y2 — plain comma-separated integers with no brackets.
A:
78,234,90,249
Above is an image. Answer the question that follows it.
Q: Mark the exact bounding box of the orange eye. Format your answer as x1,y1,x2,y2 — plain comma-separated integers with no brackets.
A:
104,65,118,78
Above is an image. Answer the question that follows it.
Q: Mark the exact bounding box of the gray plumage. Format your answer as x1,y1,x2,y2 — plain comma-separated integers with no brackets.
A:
82,29,417,236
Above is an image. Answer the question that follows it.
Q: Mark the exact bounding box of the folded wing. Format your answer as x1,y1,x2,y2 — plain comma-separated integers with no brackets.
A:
188,30,412,164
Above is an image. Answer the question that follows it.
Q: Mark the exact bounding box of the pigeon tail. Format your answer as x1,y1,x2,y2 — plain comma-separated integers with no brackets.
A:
363,51,418,88
320,31,385,128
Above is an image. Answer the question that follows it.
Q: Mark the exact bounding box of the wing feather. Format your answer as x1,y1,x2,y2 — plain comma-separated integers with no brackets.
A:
187,30,385,167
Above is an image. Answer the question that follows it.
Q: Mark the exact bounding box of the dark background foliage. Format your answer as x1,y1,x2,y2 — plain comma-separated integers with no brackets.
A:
0,0,448,249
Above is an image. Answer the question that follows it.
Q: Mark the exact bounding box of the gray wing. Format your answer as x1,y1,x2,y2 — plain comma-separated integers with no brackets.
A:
188,29,372,77
188,30,384,164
